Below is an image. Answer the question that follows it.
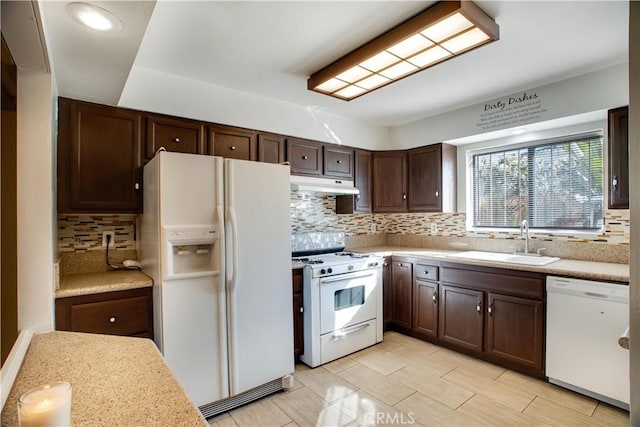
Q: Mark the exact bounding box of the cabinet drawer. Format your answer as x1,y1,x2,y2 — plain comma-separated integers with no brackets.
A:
70,296,151,336
442,264,544,300
324,146,353,179
147,115,205,157
56,288,153,339
415,264,438,282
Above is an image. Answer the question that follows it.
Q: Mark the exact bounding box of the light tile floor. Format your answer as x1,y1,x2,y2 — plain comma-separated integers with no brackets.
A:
208,332,629,427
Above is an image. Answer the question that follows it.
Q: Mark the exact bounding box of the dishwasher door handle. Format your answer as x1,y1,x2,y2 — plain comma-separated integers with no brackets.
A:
583,291,610,299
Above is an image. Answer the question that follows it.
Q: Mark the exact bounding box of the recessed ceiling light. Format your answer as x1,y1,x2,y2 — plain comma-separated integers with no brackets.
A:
66,2,123,32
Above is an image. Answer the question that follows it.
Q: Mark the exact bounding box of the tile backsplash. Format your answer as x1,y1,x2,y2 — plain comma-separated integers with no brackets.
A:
58,214,136,252
58,194,630,262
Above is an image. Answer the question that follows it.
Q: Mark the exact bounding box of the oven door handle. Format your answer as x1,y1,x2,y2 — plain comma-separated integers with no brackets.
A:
320,271,374,284
332,322,370,339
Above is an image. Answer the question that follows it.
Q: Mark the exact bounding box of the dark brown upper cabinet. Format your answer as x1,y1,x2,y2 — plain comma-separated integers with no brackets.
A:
608,106,629,209
57,98,143,213
209,124,257,161
323,146,354,180
257,132,285,164
287,137,323,176
372,151,407,212
408,143,457,212
146,114,206,158
336,149,372,214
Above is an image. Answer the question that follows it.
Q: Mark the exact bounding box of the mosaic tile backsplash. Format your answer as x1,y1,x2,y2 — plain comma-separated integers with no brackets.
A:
58,214,136,252
59,194,630,257
290,192,630,246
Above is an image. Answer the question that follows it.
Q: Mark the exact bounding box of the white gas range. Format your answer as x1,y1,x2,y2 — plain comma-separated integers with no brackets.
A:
292,233,383,368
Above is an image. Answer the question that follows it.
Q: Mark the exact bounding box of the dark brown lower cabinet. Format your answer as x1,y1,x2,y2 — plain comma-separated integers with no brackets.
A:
55,287,153,339
486,293,544,372
439,284,483,352
385,258,545,378
390,259,412,329
292,269,304,362
412,279,438,338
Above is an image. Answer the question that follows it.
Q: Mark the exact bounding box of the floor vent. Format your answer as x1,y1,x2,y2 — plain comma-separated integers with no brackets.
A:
200,378,283,419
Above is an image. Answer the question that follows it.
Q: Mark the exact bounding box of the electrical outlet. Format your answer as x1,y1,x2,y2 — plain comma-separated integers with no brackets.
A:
102,231,115,248
430,223,438,234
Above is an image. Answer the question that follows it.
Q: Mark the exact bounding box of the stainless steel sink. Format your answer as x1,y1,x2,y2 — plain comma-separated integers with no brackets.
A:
447,251,559,266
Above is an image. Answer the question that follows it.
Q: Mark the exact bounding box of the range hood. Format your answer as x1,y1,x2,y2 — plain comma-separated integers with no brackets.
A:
290,175,359,195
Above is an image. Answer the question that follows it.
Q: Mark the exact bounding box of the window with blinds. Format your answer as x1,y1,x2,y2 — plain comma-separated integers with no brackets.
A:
472,133,603,230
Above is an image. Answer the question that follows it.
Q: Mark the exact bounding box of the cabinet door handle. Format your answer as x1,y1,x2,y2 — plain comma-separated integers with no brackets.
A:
337,160,342,164
432,293,437,303
398,263,403,267
383,262,388,266
173,137,181,143
612,175,618,191
302,155,308,160
134,183,140,190
488,305,493,316
476,302,481,313
230,145,236,151
109,317,116,323
299,306,304,313
402,193,407,200
435,191,439,198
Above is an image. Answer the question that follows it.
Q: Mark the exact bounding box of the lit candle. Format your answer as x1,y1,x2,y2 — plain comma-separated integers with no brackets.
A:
18,382,72,427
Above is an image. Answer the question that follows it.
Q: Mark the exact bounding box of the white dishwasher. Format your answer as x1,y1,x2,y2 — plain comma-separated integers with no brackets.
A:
546,276,629,409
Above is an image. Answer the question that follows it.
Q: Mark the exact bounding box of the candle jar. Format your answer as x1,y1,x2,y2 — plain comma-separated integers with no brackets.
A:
17,382,72,427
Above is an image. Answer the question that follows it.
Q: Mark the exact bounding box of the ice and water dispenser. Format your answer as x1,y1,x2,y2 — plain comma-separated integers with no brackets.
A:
163,226,220,279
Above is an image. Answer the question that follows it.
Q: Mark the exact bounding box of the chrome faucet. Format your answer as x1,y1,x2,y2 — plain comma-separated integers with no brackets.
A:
520,219,530,254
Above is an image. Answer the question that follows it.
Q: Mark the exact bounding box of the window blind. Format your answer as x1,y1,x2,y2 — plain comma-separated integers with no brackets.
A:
472,133,603,230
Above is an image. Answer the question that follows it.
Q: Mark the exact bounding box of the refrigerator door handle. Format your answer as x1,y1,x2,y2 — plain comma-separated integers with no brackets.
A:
227,205,239,293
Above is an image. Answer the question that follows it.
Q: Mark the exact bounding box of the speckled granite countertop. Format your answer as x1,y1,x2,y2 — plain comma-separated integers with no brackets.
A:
57,270,153,298
350,246,629,283
1,331,207,427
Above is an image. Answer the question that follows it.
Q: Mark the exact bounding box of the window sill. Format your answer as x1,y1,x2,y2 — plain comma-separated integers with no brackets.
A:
466,226,605,239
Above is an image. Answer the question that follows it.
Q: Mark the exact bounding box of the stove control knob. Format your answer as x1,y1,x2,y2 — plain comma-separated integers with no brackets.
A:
320,268,326,275
328,268,333,274
348,265,354,271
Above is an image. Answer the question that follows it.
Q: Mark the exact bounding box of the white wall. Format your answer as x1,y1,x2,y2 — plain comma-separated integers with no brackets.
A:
119,66,389,150
389,63,629,150
17,69,56,332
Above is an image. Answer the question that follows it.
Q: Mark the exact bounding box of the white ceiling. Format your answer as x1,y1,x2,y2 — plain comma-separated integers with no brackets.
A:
40,0,629,127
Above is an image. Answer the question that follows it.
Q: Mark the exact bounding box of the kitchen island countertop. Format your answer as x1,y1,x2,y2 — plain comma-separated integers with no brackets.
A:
350,246,629,283
56,270,153,298
0,331,207,427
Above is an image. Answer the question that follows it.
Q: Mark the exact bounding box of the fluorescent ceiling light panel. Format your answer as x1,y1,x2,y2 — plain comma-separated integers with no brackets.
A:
307,1,499,101
315,78,349,93
407,45,451,67
356,74,390,90
440,27,491,53
420,13,473,42
379,61,419,79
359,51,400,72
334,85,367,99
335,66,372,83
388,34,434,59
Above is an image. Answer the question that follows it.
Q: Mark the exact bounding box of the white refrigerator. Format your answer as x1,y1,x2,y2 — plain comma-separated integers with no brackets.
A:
139,152,293,416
